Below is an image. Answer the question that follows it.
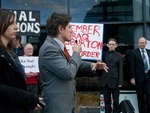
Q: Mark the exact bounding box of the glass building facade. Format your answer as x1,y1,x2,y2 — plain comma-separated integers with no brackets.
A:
1,0,150,91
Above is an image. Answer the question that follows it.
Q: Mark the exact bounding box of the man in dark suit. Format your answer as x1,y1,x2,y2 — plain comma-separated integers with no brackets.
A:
38,12,108,113
129,37,150,113
100,38,123,113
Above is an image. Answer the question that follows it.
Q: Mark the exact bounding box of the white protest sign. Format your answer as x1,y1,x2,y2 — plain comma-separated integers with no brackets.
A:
19,56,39,73
145,40,150,50
65,23,104,60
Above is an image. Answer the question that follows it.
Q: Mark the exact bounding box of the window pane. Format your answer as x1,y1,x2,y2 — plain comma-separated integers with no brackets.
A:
103,24,144,53
28,36,39,43
146,0,150,21
1,0,68,25
146,24,150,40
70,0,143,22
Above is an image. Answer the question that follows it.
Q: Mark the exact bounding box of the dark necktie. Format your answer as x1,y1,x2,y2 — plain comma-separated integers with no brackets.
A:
64,46,70,61
141,49,149,73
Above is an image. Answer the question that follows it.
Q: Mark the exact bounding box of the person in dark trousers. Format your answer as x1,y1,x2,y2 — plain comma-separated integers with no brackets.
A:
100,38,123,113
0,9,42,113
23,43,40,113
38,12,108,113
123,44,134,87
129,37,150,113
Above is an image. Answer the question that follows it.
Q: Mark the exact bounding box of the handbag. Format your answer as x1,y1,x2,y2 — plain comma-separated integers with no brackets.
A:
119,96,135,113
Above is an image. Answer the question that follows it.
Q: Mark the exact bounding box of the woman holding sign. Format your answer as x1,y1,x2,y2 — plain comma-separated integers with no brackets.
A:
0,9,43,113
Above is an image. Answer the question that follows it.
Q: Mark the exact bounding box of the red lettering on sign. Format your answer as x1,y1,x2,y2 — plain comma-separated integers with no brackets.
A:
71,24,101,36
91,41,103,49
93,25,100,36
80,51,100,58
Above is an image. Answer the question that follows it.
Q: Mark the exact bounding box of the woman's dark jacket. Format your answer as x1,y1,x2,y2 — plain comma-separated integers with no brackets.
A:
0,46,38,113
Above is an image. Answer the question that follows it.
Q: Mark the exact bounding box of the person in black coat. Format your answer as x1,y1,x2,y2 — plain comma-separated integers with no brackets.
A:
13,35,24,56
129,37,150,113
100,38,123,113
0,9,42,113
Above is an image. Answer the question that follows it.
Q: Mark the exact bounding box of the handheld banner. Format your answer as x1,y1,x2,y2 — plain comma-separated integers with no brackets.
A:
65,23,104,60
19,56,39,73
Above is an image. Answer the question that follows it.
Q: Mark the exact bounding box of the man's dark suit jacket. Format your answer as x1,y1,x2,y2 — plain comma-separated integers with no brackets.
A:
129,48,150,83
100,51,123,88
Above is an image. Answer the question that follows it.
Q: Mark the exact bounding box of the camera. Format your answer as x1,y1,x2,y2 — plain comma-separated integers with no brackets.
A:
38,100,46,109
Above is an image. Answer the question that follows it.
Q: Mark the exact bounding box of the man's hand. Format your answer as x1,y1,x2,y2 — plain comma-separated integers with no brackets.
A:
130,78,136,85
26,72,38,78
118,85,122,87
35,97,43,111
72,43,82,54
91,61,109,72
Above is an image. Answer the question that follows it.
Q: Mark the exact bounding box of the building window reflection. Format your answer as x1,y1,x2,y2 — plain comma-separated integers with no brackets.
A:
1,0,68,25
1,0,150,91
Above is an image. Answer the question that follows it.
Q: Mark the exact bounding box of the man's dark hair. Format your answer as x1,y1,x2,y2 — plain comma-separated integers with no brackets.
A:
107,38,117,44
46,12,71,37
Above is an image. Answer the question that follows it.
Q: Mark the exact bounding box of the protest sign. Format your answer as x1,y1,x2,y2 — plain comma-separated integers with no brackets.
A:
146,40,150,50
65,23,104,60
12,10,40,36
19,56,39,73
